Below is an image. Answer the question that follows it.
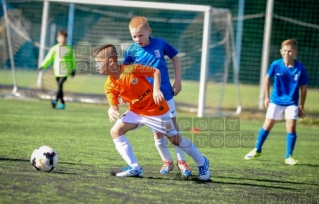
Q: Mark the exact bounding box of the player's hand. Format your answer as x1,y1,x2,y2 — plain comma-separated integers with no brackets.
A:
264,98,270,108
71,70,76,77
153,89,164,105
37,67,43,72
108,107,120,122
173,80,182,96
298,106,306,119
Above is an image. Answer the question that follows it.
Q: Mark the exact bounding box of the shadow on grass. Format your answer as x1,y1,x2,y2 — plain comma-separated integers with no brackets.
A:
110,168,213,184
51,171,77,175
0,157,77,165
215,175,318,187
299,163,319,167
212,180,298,190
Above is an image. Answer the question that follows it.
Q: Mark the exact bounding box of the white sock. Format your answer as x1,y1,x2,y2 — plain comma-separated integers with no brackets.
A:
154,136,173,162
174,145,186,161
178,136,205,166
113,135,140,170
174,133,186,161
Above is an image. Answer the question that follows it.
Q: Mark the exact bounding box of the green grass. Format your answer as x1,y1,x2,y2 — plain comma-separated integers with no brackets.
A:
0,99,319,203
2,69,319,113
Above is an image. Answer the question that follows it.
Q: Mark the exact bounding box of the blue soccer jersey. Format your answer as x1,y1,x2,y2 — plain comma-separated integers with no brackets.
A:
267,59,309,106
123,37,178,101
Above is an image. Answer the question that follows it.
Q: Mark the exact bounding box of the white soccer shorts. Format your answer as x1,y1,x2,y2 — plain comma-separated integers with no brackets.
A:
266,103,298,120
167,98,177,118
117,110,177,136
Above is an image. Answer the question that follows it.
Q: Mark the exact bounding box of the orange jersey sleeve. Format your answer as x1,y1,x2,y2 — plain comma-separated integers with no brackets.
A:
104,76,120,106
106,64,169,116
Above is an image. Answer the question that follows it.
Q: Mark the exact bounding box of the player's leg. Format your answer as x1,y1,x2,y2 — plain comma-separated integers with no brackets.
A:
153,131,174,174
171,115,191,177
245,103,282,160
165,133,210,180
284,105,299,165
143,114,209,180
52,77,59,108
111,111,143,177
56,77,67,109
162,98,191,176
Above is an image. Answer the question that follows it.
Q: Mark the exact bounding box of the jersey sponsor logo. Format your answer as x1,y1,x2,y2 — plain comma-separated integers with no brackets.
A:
154,49,161,58
132,89,152,104
131,78,138,85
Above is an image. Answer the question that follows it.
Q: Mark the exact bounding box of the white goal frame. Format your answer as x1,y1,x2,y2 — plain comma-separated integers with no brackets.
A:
37,0,241,117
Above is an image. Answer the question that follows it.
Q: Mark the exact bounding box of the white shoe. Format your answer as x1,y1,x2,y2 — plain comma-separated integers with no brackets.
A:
116,167,143,177
244,148,261,160
285,156,299,165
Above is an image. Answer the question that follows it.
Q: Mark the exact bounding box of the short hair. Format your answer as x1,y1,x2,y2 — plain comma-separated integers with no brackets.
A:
57,30,67,37
129,16,151,30
92,44,117,59
281,39,298,49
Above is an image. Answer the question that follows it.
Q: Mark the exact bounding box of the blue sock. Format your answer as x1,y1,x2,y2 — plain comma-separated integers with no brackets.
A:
286,132,297,158
255,128,270,153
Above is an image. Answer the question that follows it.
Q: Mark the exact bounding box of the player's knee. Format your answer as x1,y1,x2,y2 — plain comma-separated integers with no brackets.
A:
167,135,181,146
110,127,121,139
153,132,164,140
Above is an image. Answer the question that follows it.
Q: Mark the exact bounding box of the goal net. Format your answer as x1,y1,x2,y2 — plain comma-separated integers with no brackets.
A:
1,0,241,116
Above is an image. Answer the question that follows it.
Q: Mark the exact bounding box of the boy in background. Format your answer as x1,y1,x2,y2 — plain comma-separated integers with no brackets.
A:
120,16,191,176
38,30,76,109
94,44,210,180
244,39,308,165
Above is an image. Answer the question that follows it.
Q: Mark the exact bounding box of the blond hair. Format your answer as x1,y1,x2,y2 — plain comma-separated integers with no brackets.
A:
129,16,151,30
281,39,298,50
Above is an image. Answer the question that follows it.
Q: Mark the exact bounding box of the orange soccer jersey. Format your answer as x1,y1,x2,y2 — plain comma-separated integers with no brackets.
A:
104,64,169,116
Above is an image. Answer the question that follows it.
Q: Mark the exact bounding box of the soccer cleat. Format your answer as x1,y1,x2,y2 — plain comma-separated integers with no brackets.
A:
160,161,174,174
177,160,192,177
56,104,65,110
198,156,210,181
116,167,144,177
244,148,261,160
51,100,57,108
285,156,299,165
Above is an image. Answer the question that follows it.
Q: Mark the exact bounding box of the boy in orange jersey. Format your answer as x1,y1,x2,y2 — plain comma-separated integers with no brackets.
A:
93,44,210,180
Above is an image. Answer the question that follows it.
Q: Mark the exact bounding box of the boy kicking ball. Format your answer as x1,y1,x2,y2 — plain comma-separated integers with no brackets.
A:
244,39,309,165
93,44,210,180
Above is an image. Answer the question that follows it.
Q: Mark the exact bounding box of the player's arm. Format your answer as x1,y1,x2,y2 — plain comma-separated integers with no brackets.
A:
153,68,164,105
108,104,120,122
39,46,55,70
105,82,120,122
171,55,181,96
298,85,307,118
264,75,271,108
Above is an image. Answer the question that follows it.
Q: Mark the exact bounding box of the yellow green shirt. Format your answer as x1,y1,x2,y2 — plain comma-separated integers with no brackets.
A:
40,44,76,77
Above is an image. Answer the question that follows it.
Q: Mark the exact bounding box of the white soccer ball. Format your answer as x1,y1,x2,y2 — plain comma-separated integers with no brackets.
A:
30,146,58,172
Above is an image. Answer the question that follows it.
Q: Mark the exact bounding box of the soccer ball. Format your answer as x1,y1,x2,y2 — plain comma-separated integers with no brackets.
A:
30,146,58,172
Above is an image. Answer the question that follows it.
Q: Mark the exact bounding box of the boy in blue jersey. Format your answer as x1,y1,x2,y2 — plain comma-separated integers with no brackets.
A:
244,39,308,165
118,16,191,176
